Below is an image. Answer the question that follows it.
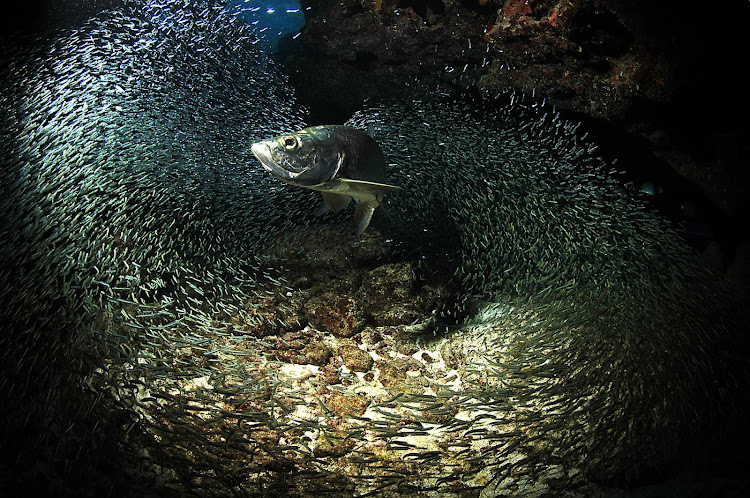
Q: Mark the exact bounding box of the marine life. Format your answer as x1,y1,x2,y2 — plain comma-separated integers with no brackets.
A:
251,125,400,234
0,1,745,496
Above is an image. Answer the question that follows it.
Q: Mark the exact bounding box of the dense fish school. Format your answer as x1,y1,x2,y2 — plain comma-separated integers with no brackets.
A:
0,1,744,496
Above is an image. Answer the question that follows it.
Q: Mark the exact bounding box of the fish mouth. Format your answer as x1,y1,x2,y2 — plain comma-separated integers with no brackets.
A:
251,142,277,174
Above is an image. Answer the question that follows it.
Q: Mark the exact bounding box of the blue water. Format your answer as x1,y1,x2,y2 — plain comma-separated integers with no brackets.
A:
227,0,305,51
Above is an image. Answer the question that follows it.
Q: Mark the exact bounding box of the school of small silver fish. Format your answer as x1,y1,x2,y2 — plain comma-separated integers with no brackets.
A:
0,1,743,496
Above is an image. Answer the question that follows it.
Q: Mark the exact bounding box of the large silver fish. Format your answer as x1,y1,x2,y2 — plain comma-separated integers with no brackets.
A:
251,125,400,235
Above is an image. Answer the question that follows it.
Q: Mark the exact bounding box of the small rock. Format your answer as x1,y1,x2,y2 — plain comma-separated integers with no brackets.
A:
359,262,424,326
326,390,369,417
302,342,333,366
270,329,331,365
313,431,355,458
318,365,341,385
234,293,306,337
338,343,374,372
305,292,366,338
377,357,423,388
358,327,382,347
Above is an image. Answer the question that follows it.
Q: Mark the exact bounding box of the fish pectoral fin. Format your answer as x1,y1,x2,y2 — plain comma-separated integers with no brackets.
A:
316,192,351,217
340,178,401,193
353,200,377,236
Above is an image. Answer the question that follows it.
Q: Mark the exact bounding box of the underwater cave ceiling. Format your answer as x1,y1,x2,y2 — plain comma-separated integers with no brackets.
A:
5,0,749,217
287,0,750,219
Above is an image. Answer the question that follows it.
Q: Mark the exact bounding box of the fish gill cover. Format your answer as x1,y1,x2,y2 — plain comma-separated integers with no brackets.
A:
0,0,745,496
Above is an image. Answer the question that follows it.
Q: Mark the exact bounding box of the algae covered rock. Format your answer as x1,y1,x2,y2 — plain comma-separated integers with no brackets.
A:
304,292,367,338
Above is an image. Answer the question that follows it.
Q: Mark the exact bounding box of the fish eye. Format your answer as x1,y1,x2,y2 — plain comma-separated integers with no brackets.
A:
282,136,297,150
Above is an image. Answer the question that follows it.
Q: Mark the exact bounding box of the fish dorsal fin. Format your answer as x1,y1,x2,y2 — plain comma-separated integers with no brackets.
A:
316,192,352,216
340,178,401,192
